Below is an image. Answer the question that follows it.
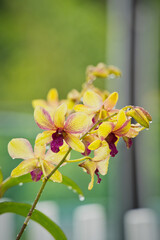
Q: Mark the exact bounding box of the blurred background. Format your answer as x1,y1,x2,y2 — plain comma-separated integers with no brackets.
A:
0,0,160,239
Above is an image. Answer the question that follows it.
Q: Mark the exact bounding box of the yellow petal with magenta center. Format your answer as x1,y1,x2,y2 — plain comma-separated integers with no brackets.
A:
11,158,38,177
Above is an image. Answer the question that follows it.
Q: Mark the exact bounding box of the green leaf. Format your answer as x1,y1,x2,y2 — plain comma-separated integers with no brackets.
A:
0,174,32,198
0,201,67,240
62,175,84,200
0,174,84,200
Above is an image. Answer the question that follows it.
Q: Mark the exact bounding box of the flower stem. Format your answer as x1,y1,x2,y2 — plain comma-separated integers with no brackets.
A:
16,179,47,240
16,147,71,240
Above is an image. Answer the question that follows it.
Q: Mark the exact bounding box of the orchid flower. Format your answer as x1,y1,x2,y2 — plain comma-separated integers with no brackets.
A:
34,103,92,153
79,141,110,190
8,138,64,182
87,110,131,157
74,90,119,124
86,63,121,83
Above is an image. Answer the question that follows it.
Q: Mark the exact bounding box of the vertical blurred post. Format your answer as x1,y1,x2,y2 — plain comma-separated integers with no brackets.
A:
106,0,159,239
0,198,15,239
124,208,159,240
73,204,107,240
106,0,138,238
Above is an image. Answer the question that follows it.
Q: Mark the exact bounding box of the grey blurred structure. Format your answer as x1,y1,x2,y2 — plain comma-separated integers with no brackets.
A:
0,199,15,240
107,0,160,239
124,208,159,240
73,204,107,240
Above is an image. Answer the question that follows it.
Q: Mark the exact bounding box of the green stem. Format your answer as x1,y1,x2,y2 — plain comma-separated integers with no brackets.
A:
16,179,47,240
16,148,71,240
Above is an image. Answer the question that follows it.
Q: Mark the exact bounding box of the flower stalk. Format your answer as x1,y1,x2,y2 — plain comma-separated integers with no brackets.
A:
5,63,151,240
16,147,71,240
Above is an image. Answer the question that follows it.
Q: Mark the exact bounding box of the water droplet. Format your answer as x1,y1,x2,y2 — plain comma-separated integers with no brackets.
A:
79,195,85,201
108,73,115,79
150,121,152,123
19,182,23,186
68,186,72,190
146,128,149,131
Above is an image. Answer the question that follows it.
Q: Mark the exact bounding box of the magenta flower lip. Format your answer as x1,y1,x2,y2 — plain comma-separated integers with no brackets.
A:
50,130,64,153
95,169,102,184
106,133,118,157
30,168,43,182
81,142,91,156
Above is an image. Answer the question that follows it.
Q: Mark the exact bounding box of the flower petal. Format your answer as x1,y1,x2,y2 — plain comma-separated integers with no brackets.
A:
8,138,34,160
98,122,114,140
92,141,110,162
53,103,67,129
88,139,101,150
65,112,91,134
113,110,131,136
35,131,55,145
64,133,85,153
42,160,62,183
113,110,127,131
32,100,48,109
47,88,58,103
97,156,110,175
74,104,95,114
103,92,118,111
34,144,46,158
79,160,96,190
123,136,133,149
11,159,38,177
125,123,145,138
34,106,55,130
83,90,102,109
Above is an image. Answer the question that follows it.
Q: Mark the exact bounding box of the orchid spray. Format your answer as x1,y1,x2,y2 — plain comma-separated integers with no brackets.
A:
0,63,152,239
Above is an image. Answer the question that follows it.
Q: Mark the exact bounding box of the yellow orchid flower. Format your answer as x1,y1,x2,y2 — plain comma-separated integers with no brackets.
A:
79,110,132,190
79,141,110,190
34,103,92,153
32,88,60,117
74,90,119,125
86,63,121,83
8,138,65,182
87,110,131,157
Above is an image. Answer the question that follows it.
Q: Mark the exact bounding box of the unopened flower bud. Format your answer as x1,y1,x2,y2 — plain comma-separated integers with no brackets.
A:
126,106,152,128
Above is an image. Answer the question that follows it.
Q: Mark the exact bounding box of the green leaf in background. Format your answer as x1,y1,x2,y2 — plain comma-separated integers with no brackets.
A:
0,174,32,198
0,174,84,200
62,175,85,201
0,201,67,240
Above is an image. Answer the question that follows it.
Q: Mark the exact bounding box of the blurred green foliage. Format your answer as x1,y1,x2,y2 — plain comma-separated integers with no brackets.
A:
0,0,106,112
